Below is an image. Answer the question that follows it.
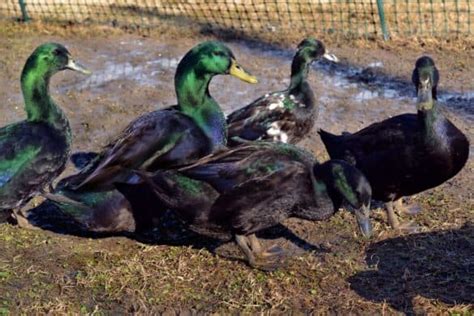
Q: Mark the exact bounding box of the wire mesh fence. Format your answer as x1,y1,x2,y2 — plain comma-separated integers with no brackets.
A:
0,0,472,39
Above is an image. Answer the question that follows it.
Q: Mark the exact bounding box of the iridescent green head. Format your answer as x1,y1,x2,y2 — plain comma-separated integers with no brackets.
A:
174,41,257,148
296,38,338,63
175,41,257,84
20,43,90,124
21,43,91,80
412,56,439,101
313,160,372,237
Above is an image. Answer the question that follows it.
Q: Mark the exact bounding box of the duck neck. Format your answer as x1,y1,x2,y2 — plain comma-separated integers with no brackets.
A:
418,101,447,146
288,53,311,94
175,68,227,149
21,65,71,142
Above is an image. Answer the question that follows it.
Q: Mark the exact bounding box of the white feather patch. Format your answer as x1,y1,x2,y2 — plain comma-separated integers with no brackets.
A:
268,102,284,110
266,122,288,143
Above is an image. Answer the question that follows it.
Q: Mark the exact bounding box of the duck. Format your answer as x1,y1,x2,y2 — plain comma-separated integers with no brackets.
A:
44,41,258,233
115,141,373,270
0,43,90,227
226,38,338,146
318,56,469,229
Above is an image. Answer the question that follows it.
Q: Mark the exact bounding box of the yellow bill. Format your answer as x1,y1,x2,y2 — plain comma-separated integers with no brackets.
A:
229,59,258,84
66,55,92,75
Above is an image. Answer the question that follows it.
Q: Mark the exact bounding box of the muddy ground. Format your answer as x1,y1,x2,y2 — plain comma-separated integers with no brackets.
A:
0,22,472,314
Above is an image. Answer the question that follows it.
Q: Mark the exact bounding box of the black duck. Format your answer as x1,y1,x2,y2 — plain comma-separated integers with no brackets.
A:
319,56,469,229
116,141,373,270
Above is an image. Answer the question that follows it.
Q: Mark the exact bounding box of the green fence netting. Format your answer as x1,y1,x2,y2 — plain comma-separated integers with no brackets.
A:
0,0,472,39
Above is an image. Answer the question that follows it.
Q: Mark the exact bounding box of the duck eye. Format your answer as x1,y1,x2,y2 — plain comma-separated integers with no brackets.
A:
213,51,226,57
53,48,62,56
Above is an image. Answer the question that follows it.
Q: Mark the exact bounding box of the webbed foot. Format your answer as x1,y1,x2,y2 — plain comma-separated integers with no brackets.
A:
11,210,38,230
397,221,421,234
385,200,422,232
236,234,287,271
395,199,422,215
252,245,287,272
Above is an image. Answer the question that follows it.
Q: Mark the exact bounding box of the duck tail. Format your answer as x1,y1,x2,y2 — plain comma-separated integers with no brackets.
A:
318,128,340,145
115,170,176,211
70,151,99,170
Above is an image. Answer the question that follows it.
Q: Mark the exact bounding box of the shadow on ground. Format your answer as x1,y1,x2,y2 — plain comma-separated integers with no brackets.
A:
26,200,327,260
348,223,474,314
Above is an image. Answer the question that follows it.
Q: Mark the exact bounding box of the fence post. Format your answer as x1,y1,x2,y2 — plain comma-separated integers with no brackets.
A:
376,0,389,40
19,0,30,22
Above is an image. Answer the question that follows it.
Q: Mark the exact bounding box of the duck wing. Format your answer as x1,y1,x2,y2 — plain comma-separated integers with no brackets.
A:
0,122,68,207
63,110,207,191
319,114,418,163
208,160,308,235
145,156,307,235
0,123,42,188
227,93,296,144
179,142,299,193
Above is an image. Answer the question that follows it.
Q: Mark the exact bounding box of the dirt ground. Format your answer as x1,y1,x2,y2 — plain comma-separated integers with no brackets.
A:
0,22,472,314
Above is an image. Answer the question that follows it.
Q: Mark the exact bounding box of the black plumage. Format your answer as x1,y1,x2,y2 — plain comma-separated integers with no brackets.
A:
116,142,372,270
59,108,212,191
319,56,469,229
226,38,338,145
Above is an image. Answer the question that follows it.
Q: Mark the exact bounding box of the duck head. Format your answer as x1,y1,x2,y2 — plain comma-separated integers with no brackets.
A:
175,41,257,84
296,38,339,63
174,41,257,148
289,38,337,92
313,160,373,238
22,43,91,79
412,56,439,100
416,73,435,111
21,43,91,123
413,58,437,112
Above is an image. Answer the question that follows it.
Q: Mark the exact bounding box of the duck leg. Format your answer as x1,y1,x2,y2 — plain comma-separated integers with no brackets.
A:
247,234,263,253
393,199,422,233
235,234,257,265
385,201,400,229
235,234,286,271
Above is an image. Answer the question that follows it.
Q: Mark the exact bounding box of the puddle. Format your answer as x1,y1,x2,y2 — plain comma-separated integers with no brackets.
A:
60,57,180,92
354,88,401,102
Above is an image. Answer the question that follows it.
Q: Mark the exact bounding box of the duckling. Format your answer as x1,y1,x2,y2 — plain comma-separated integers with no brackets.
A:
116,141,373,271
0,43,90,227
319,56,469,229
226,38,338,146
45,41,257,233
